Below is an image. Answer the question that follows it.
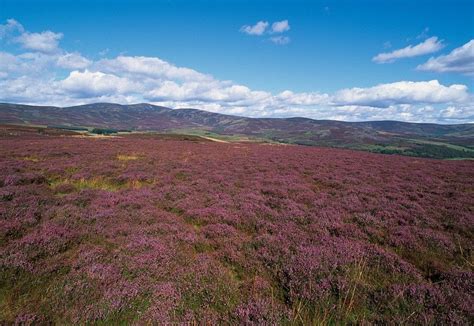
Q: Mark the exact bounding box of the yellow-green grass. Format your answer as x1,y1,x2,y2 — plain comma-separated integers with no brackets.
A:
116,154,140,161
49,176,152,192
19,155,42,162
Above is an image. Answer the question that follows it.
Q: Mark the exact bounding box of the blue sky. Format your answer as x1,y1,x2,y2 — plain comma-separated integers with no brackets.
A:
0,0,473,122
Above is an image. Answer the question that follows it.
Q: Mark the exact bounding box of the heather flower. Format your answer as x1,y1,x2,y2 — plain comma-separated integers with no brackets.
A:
0,131,472,323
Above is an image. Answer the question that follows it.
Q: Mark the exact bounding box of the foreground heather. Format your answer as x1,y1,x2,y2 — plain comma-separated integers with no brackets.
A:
0,129,473,324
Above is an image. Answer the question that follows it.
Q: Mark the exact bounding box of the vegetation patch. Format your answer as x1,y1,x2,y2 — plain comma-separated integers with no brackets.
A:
49,176,152,192
19,155,42,162
1,133,472,323
117,154,140,161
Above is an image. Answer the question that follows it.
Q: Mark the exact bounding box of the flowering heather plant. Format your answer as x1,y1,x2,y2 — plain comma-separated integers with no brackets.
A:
0,130,473,323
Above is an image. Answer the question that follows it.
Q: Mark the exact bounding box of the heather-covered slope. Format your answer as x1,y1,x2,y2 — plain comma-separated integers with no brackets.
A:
0,127,473,323
1,102,473,158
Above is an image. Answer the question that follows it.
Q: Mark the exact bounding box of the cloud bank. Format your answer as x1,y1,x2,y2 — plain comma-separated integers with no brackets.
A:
0,19,472,123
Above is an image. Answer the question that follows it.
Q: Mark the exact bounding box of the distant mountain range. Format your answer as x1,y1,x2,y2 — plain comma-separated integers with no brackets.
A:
1,102,473,159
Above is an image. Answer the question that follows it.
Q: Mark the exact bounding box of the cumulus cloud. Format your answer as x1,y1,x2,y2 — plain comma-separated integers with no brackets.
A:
417,40,474,75
0,19,92,76
0,50,91,79
0,52,20,77
271,20,290,33
61,70,141,98
0,51,56,78
275,90,329,106
1,18,64,53
241,19,291,45
0,18,24,38
97,56,213,82
373,37,444,63
1,52,471,123
56,52,92,69
15,30,63,53
240,21,268,35
0,19,472,123
440,105,474,122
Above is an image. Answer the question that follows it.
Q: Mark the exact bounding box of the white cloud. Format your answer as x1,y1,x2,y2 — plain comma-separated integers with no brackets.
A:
240,21,268,36
0,18,63,53
61,70,141,97
275,90,329,105
97,55,213,82
0,51,54,77
56,52,92,69
373,37,444,63
241,19,291,45
271,20,290,33
0,19,472,123
417,40,474,75
0,18,24,38
0,52,20,77
1,53,471,123
0,19,92,78
334,80,469,107
440,105,474,121
270,36,290,45
15,30,63,53
0,76,64,104
0,50,91,79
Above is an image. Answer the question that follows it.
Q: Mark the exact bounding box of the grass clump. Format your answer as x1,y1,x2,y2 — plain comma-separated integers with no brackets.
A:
20,155,41,162
117,154,140,161
50,177,151,192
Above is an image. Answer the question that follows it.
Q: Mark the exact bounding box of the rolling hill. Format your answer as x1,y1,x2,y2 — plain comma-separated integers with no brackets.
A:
1,102,473,158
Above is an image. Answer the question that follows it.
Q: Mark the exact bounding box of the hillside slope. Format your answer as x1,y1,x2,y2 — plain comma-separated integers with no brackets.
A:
1,102,473,158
